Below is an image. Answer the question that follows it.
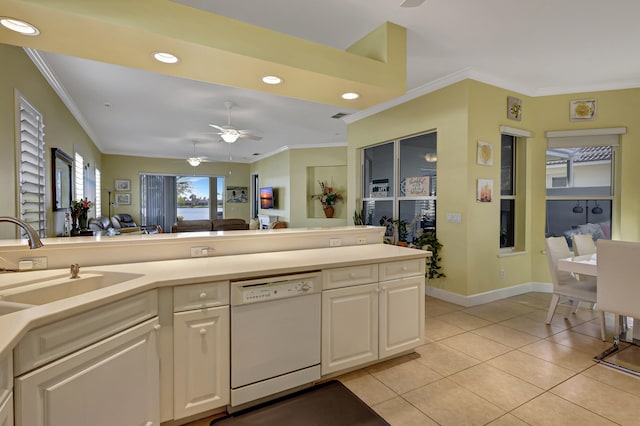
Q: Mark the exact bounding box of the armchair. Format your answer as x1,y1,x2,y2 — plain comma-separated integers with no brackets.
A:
111,213,137,229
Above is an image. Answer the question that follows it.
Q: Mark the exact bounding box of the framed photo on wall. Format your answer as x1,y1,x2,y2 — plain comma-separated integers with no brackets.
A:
115,193,131,205
477,179,493,202
115,179,131,191
477,141,493,166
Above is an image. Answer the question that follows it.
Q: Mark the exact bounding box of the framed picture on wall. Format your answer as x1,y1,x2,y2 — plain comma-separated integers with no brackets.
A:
477,179,493,202
477,141,493,166
115,179,131,191
115,193,131,205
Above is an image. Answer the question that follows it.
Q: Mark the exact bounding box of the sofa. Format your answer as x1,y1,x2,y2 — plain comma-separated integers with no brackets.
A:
170,218,249,233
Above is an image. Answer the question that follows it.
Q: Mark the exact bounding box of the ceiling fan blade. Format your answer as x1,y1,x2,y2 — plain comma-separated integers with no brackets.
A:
238,130,262,141
208,124,226,132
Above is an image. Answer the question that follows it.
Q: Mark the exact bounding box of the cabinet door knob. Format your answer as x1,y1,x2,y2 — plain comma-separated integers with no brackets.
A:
199,292,207,299
154,324,161,331
200,328,207,336
402,266,408,271
145,422,153,426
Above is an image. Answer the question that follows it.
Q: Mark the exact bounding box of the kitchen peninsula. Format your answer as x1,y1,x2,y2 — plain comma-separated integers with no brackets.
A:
0,226,430,425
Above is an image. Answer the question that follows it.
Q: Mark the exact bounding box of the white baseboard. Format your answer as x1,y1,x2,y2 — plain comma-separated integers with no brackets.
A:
426,282,553,307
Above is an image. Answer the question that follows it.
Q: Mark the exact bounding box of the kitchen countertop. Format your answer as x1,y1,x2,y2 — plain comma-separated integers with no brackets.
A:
0,243,429,359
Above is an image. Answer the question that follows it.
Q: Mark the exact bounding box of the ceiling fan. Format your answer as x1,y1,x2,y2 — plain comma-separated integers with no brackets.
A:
208,101,263,144
186,141,207,167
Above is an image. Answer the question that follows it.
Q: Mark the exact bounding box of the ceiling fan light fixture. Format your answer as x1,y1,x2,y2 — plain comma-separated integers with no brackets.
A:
0,17,40,35
262,75,283,85
153,52,179,64
341,92,359,100
186,157,201,167
221,133,240,143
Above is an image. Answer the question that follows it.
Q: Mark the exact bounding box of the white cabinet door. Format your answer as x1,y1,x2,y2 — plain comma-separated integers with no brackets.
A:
321,283,378,375
0,392,12,426
173,306,229,419
15,318,160,426
379,276,425,359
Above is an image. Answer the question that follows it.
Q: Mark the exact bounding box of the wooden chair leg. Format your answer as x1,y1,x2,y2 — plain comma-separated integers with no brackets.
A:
546,294,560,324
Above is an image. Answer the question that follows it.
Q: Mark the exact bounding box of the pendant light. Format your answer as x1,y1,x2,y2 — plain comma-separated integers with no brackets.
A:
572,201,584,213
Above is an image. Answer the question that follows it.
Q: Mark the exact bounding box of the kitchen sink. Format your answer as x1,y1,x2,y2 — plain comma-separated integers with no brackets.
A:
0,271,143,306
0,300,35,315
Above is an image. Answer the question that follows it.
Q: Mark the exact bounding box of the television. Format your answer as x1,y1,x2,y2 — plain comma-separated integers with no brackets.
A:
259,186,275,209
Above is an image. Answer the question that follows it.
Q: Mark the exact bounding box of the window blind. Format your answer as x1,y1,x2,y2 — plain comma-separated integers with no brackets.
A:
74,151,84,200
95,168,102,217
18,95,46,238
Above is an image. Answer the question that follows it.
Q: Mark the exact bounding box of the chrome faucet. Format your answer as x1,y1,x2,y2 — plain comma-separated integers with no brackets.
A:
0,217,44,249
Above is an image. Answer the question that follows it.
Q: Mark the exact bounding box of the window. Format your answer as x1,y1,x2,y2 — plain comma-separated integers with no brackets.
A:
362,131,437,243
140,173,224,230
500,134,515,248
74,151,84,200
17,93,46,237
545,128,623,246
499,126,530,251
95,168,102,217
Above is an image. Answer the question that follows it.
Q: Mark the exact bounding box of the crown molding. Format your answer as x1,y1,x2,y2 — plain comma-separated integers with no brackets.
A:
24,48,103,151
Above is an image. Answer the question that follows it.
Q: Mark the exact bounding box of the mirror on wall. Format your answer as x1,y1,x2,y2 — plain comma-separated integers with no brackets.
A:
52,148,73,210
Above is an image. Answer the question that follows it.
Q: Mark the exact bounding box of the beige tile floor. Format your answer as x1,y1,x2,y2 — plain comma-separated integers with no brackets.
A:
187,293,640,426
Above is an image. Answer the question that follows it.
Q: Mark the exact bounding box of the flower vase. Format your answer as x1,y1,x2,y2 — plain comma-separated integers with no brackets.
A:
79,211,88,230
323,205,334,218
70,213,79,236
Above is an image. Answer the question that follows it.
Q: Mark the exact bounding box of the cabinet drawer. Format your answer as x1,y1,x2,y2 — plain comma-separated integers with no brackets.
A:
322,264,378,289
173,281,229,312
14,290,158,376
379,259,425,281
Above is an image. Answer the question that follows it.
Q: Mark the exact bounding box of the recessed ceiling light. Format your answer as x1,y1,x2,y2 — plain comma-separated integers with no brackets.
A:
0,17,40,35
262,75,283,85
153,52,179,64
341,92,359,100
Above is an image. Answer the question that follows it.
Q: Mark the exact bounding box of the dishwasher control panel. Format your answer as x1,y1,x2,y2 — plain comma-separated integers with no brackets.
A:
230,272,321,305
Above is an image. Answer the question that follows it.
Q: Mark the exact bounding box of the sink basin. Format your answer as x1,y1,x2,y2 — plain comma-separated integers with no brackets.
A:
0,271,143,305
0,300,35,315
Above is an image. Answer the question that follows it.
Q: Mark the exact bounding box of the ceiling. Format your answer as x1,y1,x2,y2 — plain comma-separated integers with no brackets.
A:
4,0,640,164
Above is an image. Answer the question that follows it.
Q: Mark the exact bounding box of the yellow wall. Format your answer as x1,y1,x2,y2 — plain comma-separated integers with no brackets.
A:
101,154,251,224
349,81,470,294
249,150,291,223
348,80,640,296
0,44,100,238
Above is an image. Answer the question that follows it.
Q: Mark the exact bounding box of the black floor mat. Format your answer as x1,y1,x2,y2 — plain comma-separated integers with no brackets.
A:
211,380,389,426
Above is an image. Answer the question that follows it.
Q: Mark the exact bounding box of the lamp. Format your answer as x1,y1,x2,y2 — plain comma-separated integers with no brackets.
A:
220,131,240,144
592,201,603,215
187,157,202,167
424,152,437,162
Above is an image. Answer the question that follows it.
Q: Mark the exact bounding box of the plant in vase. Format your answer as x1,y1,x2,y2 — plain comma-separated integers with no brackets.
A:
311,180,343,218
70,198,93,234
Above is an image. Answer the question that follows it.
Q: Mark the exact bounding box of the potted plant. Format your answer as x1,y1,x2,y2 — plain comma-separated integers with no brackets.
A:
413,230,445,280
311,180,343,218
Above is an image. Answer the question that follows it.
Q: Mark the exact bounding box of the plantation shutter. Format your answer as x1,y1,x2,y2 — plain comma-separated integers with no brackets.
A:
18,94,46,238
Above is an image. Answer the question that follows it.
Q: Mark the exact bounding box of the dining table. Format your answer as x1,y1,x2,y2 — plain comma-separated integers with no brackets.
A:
558,253,640,341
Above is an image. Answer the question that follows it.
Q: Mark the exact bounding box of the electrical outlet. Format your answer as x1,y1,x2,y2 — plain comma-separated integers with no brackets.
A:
21,256,47,269
190,246,212,257
356,237,367,244
329,238,342,247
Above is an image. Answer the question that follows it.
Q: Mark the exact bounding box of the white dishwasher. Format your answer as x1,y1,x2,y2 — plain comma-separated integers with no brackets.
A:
230,271,321,407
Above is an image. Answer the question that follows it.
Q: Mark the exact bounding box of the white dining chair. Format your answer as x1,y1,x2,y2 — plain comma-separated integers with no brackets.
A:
545,237,606,341
572,233,597,256
596,240,640,340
